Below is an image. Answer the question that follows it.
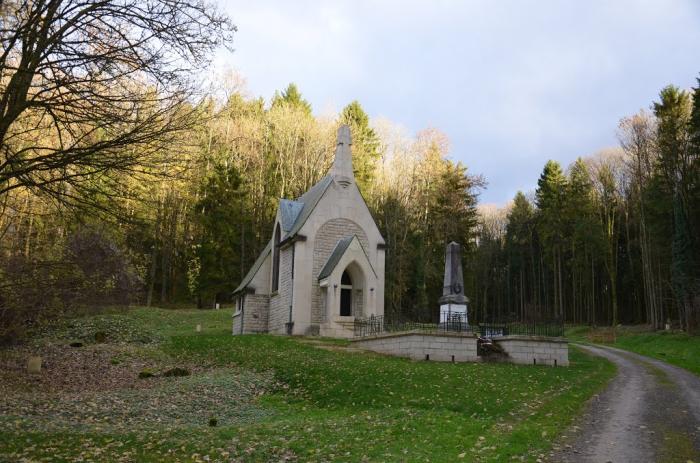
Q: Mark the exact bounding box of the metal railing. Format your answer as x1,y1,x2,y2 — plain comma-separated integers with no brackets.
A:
354,314,476,337
495,319,564,337
353,315,563,338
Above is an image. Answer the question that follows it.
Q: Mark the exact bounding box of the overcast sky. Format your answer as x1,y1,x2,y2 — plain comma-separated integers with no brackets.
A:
212,0,700,205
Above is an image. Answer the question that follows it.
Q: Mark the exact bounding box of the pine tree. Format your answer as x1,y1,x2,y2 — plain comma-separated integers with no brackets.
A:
340,101,382,192
567,159,601,323
535,160,568,318
271,83,312,115
506,192,535,319
653,85,697,330
193,162,245,306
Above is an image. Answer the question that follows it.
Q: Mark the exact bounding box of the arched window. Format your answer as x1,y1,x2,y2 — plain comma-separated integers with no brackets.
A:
340,270,352,316
272,224,281,292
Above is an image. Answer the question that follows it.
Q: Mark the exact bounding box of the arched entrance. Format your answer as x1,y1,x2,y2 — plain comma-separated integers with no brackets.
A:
340,270,352,316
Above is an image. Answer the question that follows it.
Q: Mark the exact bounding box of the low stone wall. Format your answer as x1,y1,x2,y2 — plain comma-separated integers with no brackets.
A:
350,331,479,362
350,331,569,366
494,336,569,366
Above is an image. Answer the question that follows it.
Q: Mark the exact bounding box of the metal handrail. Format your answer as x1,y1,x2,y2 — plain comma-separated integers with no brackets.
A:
353,315,563,338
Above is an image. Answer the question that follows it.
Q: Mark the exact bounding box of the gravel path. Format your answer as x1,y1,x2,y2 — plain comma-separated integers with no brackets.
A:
549,344,700,463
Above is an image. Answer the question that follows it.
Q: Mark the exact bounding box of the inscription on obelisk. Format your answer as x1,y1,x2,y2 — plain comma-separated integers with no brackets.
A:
438,242,469,324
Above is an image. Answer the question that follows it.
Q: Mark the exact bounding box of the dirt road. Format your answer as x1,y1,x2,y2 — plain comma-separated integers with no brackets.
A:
549,344,700,463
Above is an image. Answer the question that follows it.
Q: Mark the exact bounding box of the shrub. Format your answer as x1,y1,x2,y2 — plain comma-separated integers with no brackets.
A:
163,367,190,377
138,370,156,379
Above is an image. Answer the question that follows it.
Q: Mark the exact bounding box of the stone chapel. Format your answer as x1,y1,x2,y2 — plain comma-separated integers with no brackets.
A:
232,125,385,338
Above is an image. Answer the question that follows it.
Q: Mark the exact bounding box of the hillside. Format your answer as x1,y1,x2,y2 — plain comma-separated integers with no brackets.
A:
0,308,614,462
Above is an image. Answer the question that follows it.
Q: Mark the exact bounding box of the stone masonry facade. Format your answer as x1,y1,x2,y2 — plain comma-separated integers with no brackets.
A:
268,246,294,333
232,294,270,334
311,218,369,324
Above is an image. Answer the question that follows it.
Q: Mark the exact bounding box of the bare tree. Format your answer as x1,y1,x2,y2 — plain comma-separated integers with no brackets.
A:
618,111,663,328
0,0,235,204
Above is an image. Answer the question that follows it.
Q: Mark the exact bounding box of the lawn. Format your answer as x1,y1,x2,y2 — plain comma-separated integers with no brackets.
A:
566,325,700,377
0,308,614,462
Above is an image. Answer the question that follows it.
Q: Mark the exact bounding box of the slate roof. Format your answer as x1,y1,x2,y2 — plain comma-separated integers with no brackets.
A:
232,240,271,295
317,235,378,281
279,199,304,232
283,175,333,240
318,236,354,281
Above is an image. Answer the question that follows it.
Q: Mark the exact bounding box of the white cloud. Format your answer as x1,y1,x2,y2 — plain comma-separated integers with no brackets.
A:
213,0,700,203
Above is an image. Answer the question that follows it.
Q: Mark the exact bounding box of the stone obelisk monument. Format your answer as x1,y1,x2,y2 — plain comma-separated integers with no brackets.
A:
439,242,469,324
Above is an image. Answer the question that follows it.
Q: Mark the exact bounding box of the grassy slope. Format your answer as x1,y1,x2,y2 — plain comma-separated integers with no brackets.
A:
1,308,615,462
566,326,700,377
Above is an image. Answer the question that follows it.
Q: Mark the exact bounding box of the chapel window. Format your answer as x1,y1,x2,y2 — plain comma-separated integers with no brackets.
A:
272,224,281,292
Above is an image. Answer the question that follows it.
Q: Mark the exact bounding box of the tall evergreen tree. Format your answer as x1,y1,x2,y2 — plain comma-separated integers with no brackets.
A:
193,162,245,306
687,78,700,277
271,83,312,115
653,85,697,331
506,192,536,319
340,101,382,192
567,159,601,323
535,160,568,317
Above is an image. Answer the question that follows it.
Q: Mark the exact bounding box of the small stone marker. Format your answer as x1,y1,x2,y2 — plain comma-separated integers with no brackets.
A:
27,356,42,374
196,324,202,332
215,303,220,310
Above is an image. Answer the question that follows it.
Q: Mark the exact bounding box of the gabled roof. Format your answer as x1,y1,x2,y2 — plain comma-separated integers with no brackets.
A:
318,235,377,281
279,199,303,232
232,240,271,295
318,236,354,281
282,175,333,240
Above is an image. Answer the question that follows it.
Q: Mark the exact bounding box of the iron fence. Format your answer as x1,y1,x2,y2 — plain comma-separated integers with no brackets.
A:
353,315,564,338
353,314,476,337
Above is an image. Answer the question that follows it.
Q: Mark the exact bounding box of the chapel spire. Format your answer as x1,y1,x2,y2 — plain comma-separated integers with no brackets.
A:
330,124,354,186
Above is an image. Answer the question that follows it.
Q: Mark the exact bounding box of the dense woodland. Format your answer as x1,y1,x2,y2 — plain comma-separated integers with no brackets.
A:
473,85,700,333
1,1,698,343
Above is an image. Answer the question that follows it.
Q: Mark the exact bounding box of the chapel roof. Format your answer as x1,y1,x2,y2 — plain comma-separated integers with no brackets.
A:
232,240,271,295
317,235,377,281
318,235,354,281
281,175,333,241
279,199,304,232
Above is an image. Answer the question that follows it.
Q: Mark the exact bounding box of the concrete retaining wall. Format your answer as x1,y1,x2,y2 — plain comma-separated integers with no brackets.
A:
495,336,569,366
351,332,569,366
350,331,479,362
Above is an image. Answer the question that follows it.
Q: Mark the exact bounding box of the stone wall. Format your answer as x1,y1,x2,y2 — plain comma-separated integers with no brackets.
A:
311,218,368,324
353,288,363,317
495,336,569,366
269,246,294,333
351,331,479,362
351,332,569,366
232,311,242,335
232,294,270,335
245,294,270,333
